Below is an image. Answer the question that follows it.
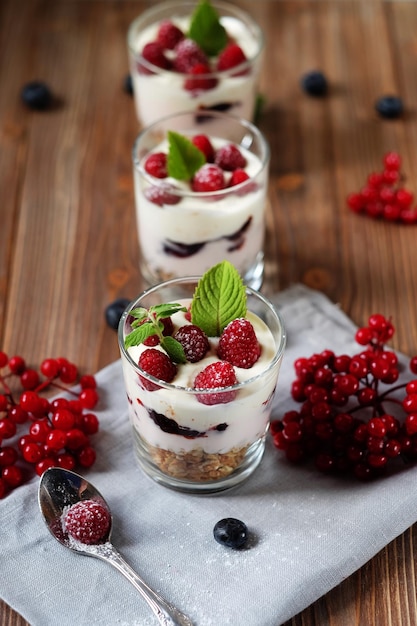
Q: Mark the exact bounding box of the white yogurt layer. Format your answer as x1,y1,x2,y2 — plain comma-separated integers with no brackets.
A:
121,304,280,455
134,136,267,283
129,16,262,126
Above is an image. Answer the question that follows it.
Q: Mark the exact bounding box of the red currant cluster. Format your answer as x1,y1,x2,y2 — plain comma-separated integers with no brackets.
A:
347,152,417,224
0,352,100,498
271,314,417,481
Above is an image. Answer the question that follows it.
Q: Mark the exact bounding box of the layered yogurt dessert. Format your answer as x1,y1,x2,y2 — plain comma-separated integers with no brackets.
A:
127,0,264,126
118,261,286,493
133,111,269,288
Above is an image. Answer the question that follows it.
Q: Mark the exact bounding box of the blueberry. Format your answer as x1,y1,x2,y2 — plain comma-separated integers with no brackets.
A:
213,518,248,549
123,74,133,96
105,298,131,330
301,71,328,97
21,81,53,110
375,95,403,119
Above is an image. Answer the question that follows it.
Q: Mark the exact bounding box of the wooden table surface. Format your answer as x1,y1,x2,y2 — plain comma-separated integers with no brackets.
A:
2,0,417,624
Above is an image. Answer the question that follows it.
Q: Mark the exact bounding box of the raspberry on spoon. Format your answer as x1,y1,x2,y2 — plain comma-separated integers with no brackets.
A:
63,499,111,545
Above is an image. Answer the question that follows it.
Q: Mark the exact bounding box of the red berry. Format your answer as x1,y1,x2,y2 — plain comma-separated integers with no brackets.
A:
218,318,261,369
0,418,16,439
184,63,218,91
51,408,75,430
156,20,184,50
145,183,181,206
215,144,247,171
229,168,249,187
29,419,52,443
191,164,225,192
141,42,171,72
64,499,111,544
8,355,26,374
174,325,210,363
79,388,99,409
0,352,8,368
80,374,97,390
383,151,401,170
194,361,238,405
173,39,207,73
22,442,43,463
77,445,96,468
40,358,60,378
46,429,67,451
2,465,24,488
144,152,168,178
56,452,76,470
0,446,18,466
81,413,99,435
217,43,247,72
60,362,78,384
138,348,177,391
35,458,56,476
20,368,40,390
66,428,88,451
192,135,215,162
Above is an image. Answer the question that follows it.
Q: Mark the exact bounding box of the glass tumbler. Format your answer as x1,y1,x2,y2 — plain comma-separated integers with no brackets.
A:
132,110,270,290
118,276,286,494
127,0,264,127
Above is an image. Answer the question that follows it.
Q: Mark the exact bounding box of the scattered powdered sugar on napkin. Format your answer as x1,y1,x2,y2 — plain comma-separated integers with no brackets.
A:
2,284,417,626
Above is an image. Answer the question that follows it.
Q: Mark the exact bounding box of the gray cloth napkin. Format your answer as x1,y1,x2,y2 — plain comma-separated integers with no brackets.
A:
2,284,417,626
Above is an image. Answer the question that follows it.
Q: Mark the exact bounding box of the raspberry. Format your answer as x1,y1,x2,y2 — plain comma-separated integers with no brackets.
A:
191,164,225,192
145,183,180,206
138,348,177,391
173,39,207,73
184,63,218,92
217,43,247,72
192,134,215,162
140,42,171,73
174,325,210,362
64,499,111,545
156,20,184,50
218,318,261,369
144,152,168,178
215,144,247,171
194,361,238,405
143,316,174,346
229,169,249,186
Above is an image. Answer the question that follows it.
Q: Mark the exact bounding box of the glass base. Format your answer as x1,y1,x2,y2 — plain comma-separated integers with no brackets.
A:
140,252,264,292
132,436,267,495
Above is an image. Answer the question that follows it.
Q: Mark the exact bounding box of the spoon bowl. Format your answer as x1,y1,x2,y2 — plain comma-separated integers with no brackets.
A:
38,467,194,626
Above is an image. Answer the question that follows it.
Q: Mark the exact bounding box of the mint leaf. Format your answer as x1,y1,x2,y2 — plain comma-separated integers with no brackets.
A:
161,336,187,364
167,131,206,181
124,323,156,349
188,0,228,56
124,302,187,350
191,261,247,336
150,303,188,318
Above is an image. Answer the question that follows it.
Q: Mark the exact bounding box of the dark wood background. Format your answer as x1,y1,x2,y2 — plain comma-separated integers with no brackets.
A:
2,0,417,624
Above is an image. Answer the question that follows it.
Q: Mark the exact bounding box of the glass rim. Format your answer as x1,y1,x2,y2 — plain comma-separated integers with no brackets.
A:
127,0,265,73
118,275,286,395
132,110,270,198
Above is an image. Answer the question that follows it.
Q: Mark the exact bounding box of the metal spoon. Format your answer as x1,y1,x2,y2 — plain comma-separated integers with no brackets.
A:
38,467,194,626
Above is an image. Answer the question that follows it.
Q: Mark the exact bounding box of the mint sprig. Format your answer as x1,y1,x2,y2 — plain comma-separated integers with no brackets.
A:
188,0,228,57
124,303,187,363
167,131,206,181
191,261,247,336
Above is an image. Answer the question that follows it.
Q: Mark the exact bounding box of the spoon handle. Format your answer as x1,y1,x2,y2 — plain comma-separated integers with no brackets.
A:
94,543,194,626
